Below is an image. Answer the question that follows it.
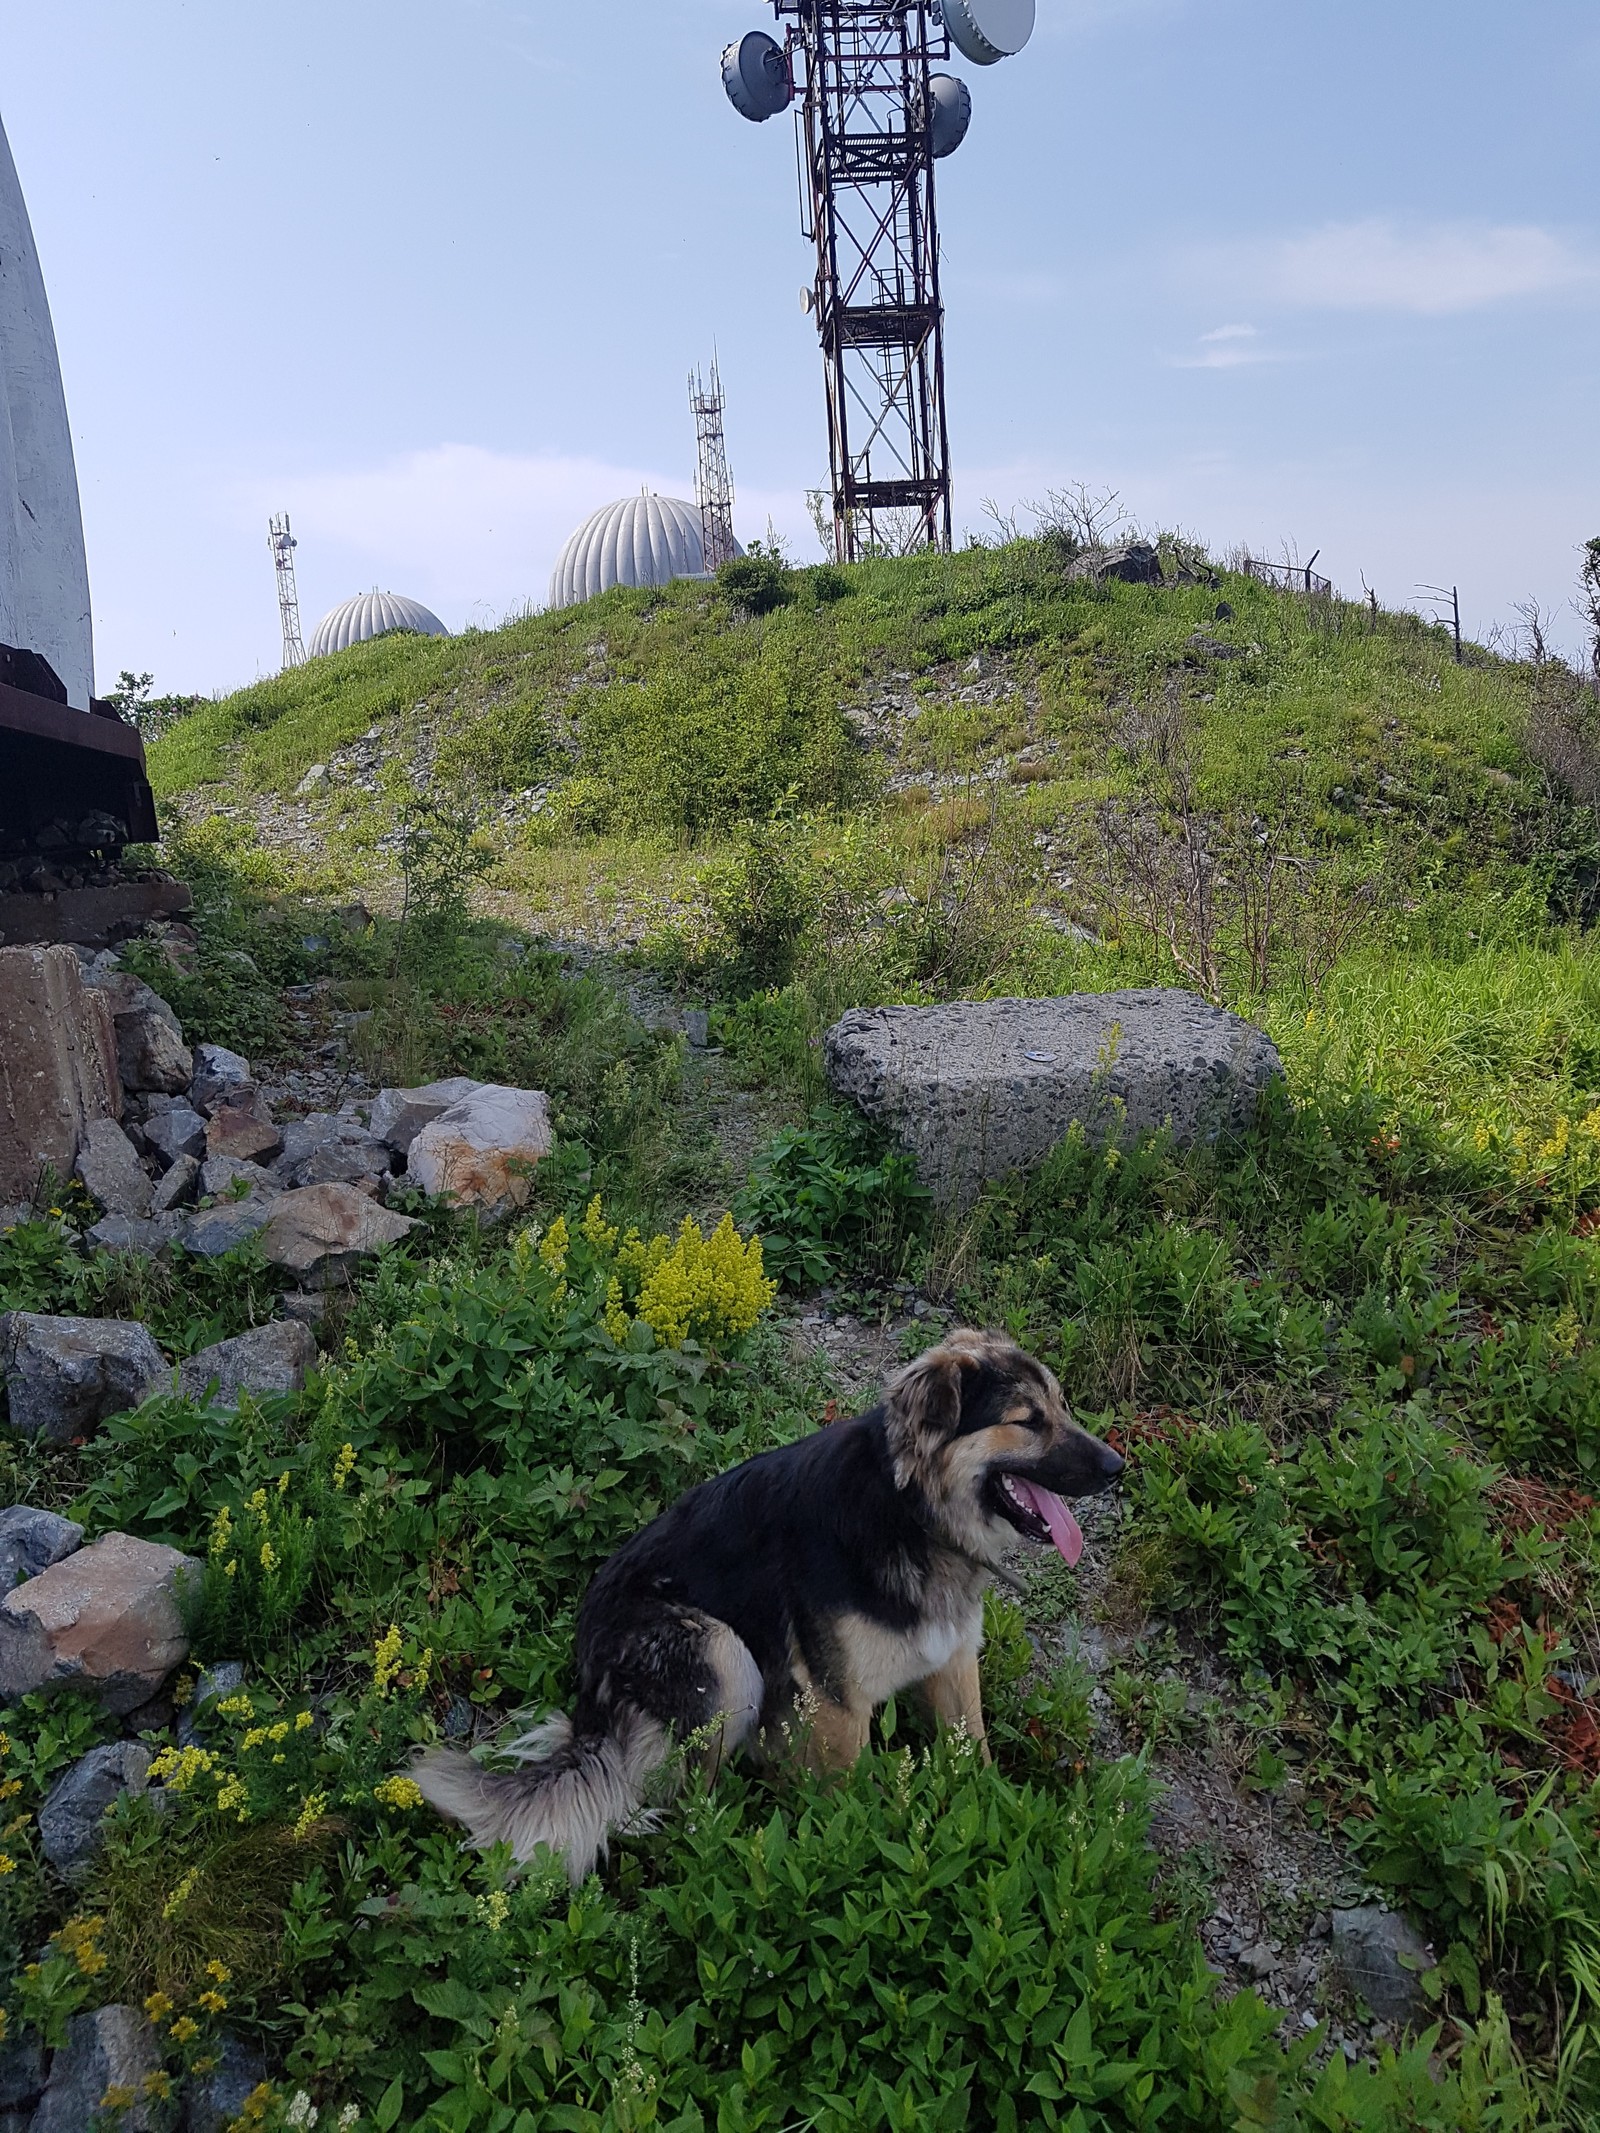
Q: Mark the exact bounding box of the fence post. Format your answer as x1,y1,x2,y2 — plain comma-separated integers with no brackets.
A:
1452,587,1462,665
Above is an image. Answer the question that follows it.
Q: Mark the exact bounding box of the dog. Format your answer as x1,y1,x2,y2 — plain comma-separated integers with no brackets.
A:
412,1330,1124,1882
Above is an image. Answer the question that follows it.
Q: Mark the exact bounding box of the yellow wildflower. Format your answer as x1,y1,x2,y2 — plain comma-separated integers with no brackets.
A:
100,2085,138,2111
169,2015,200,2043
292,1792,328,1842
148,1744,217,1792
144,1991,174,2021
581,1195,619,1252
217,1694,254,1719
332,1442,357,1492
636,1214,775,1349
295,1710,314,1732
205,1960,232,1983
215,1774,248,1821
143,2070,173,2101
603,1277,632,1345
373,1775,424,1811
0,1779,19,1801
476,1888,510,1932
0,1730,9,1755
259,1541,279,1574
4,1815,27,1839
197,1989,228,2015
246,1487,269,1521
208,1506,233,1561
225,1559,239,1579
0,1855,14,1877
0,2009,7,2043
163,1869,200,1919
538,1213,570,1276
277,1470,291,1495
372,1624,404,1697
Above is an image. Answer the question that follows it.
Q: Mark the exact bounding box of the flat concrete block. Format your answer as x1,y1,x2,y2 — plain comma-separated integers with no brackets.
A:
825,988,1282,1204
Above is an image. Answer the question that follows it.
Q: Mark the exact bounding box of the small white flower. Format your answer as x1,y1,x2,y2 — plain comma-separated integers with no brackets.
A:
286,2096,319,2130
338,2110,360,2132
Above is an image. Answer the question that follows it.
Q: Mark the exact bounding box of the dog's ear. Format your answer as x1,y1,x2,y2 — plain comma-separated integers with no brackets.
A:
886,1340,976,1446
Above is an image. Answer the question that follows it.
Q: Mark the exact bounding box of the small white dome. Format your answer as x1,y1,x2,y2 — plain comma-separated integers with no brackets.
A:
308,589,448,659
549,493,741,610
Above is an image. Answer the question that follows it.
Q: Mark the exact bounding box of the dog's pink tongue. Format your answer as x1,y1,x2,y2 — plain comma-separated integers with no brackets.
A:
1012,1479,1084,1568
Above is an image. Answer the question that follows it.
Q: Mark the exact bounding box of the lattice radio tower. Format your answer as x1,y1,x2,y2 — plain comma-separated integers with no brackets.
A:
723,0,1031,563
268,513,306,669
690,358,739,573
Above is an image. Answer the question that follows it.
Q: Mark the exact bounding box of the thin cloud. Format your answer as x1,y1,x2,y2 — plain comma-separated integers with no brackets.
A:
1212,219,1599,316
1169,323,1281,370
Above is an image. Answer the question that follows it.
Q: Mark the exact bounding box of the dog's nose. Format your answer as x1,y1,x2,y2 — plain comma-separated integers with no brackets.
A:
1095,1442,1126,1486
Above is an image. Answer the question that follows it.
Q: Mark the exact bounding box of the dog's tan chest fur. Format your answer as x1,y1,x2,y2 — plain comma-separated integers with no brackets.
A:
832,1591,984,1706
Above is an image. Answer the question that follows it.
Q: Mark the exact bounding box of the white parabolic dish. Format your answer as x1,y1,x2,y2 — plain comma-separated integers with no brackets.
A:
940,0,1035,65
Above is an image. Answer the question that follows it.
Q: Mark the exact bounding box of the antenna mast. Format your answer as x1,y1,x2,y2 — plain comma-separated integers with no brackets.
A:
268,513,306,669
723,0,1028,564
784,2,952,562
690,358,738,573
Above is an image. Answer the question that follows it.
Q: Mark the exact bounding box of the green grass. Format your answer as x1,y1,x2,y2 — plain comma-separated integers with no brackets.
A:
12,539,1600,2128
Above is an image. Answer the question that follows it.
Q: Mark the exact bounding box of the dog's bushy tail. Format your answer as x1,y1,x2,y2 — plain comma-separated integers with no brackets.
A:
411,1707,670,1886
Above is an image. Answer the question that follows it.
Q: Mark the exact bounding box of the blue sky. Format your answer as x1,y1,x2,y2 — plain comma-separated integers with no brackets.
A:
1,0,1595,694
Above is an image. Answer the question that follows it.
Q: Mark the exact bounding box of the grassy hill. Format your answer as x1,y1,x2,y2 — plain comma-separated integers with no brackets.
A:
7,538,1600,2127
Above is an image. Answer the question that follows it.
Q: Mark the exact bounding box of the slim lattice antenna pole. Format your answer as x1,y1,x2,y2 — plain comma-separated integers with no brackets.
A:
690,358,739,572
268,513,306,669
773,0,952,562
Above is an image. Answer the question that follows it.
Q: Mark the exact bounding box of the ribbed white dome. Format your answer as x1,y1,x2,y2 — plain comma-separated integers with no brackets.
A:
549,493,741,610
308,589,448,659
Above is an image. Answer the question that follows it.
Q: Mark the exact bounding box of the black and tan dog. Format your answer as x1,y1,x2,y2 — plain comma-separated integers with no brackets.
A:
413,1330,1123,1881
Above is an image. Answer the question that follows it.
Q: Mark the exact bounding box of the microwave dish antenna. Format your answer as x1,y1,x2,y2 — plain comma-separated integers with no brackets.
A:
720,1,1032,564
927,73,973,158
939,0,1035,66
722,31,792,121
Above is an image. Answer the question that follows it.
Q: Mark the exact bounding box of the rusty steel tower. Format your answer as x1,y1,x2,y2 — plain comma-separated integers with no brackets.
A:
690,358,739,573
723,2,1029,563
268,513,306,670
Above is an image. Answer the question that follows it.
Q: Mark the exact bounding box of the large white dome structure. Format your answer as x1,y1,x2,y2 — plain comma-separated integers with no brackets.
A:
549,492,741,610
0,111,94,709
308,589,449,659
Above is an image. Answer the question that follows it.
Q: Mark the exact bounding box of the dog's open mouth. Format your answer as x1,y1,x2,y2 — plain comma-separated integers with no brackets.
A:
995,1473,1084,1567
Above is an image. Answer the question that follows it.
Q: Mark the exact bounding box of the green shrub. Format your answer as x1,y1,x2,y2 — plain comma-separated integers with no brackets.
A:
735,1109,929,1290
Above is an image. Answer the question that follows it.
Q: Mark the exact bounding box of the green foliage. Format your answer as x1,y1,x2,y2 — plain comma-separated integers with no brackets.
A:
716,550,796,615
734,1108,929,1290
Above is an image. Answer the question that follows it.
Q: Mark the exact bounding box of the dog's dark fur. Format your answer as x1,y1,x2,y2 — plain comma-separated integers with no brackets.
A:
413,1330,1123,1880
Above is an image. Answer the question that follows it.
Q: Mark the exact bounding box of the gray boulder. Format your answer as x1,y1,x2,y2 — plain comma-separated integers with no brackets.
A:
0,1312,167,1443
73,1116,153,1219
180,1199,275,1258
189,1042,253,1115
407,1084,553,1215
259,1182,419,1288
86,1212,185,1255
275,1109,392,1190
181,2032,269,2133
177,1660,247,1748
825,989,1283,1205
178,1321,316,1408
31,2006,160,2132
1329,1905,1436,2026
0,2033,45,2115
370,1076,482,1156
0,1506,83,1594
83,966,193,1096
151,1152,202,1213
143,1101,208,1168
0,1530,199,1713
38,1740,153,1877
199,1155,280,1201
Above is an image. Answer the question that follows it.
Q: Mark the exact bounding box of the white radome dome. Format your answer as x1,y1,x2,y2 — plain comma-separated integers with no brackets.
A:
308,589,449,659
549,493,741,610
